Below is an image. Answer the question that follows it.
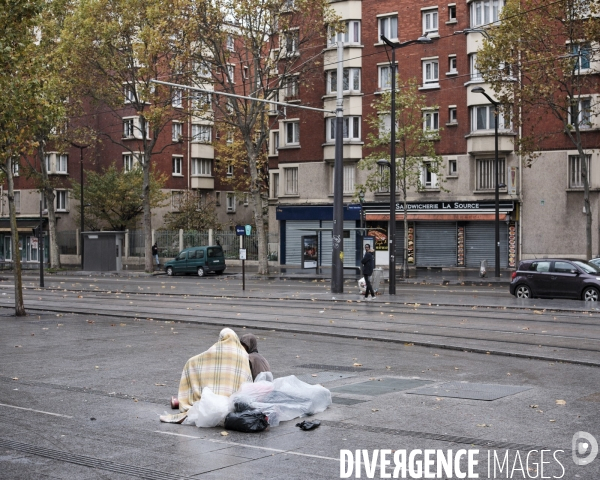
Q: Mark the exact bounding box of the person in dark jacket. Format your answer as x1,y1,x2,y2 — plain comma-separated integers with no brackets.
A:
361,244,376,300
152,243,160,267
240,333,271,380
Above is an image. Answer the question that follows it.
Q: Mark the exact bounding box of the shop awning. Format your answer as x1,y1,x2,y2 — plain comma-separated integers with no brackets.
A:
367,213,510,221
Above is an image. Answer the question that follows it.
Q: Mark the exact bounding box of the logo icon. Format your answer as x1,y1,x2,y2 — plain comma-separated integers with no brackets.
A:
572,432,598,466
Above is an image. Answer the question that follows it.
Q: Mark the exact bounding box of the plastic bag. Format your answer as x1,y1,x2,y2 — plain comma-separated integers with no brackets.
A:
224,410,269,433
296,420,321,431
358,277,366,293
228,375,331,427
184,387,232,428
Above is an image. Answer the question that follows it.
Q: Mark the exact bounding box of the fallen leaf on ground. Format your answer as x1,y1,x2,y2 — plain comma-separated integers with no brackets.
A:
476,424,491,427
533,310,544,314
155,383,166,386
556,399,566,406
372,409,379,412
353,363,362,367
221,431,229,436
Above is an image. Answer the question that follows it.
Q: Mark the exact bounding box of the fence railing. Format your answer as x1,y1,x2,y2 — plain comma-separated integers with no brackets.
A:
57,230,77,255
57,228,279,261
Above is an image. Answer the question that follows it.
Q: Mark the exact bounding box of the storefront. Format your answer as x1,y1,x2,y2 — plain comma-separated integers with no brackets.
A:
363,200,517,269
276,205,362,267
0,218,49,268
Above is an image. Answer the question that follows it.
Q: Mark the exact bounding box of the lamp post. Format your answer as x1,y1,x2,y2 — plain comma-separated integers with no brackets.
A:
71,143,88,270
471,86,501,277
379,34,432,295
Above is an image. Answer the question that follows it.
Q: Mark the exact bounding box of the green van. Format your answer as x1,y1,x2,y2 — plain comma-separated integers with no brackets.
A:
164,245,226,277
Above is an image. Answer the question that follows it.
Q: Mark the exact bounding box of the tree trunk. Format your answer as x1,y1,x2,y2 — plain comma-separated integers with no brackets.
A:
248,149,269,275
578,143,592,259
39,146,60,268
7,158,26,316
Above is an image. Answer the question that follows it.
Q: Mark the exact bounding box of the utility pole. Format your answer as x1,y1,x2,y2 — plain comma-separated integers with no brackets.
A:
331,40,344,294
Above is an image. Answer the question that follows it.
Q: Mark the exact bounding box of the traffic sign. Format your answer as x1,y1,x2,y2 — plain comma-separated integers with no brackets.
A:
235,225,245,236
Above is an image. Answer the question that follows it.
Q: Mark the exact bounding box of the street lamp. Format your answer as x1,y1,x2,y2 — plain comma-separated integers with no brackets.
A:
380,33,432,295
471,86,501,277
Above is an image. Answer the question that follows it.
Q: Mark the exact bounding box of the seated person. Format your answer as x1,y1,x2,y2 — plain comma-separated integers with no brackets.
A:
240,333,271,381
161,328,252,423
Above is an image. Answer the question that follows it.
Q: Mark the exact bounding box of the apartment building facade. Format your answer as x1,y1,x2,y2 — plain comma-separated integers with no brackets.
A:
270,0,600,269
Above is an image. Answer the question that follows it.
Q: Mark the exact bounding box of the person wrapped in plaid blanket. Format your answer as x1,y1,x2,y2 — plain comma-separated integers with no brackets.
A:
160,328,252,423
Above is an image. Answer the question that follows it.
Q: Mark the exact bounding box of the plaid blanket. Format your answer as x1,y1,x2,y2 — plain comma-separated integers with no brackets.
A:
161,328,252,423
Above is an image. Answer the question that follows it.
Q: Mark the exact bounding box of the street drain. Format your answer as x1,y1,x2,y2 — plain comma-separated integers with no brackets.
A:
295,371,356,384
296,364,372,372
0,438,187,480
332,397,367,406
405,382,531,401
330,378,433,396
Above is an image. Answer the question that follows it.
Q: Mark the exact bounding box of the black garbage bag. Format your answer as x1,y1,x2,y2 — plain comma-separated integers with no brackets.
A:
296,420,321,431
224,410,269,433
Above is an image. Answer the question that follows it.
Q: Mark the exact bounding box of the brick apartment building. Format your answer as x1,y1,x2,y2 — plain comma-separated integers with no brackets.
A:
2,0,598,270
270,0,600,270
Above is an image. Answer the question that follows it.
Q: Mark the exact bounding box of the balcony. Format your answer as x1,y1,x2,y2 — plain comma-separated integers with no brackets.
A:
191,176,214,189
465,132,515,154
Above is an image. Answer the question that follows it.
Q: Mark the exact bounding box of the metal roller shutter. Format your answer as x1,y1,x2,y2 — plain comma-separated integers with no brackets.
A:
415,222,457,267
464,222,508,268
321,221,358,266
285,221,320,265
394,223,405,265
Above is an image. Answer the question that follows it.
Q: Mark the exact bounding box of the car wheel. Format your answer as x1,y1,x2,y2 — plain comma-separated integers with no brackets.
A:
514,284,531,299
166,267,174,276
197,267,205,277
582,286,599,301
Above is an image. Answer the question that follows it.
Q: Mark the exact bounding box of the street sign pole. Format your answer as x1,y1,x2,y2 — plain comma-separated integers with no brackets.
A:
39,200,44,288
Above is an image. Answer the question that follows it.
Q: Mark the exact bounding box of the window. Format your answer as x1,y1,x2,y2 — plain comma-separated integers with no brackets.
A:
44,154,51,172
192,124,212,143
226,164,234,176
284,31,298,56
449,159,457,175
379,114,392,138
570,98,592,129
378,15,398,41
272,172,279,198
215,191,221,206
123,117,149,139
225,64,235,83
327,68,361,94
56,154,68,174
123,118,135,138
448,4,457,21
331,164,355,194
476,157,506,190
423,110,439,132
124,84,136,103
243,193,249,206
285,121,299,145
226,192,236,212
13,191,20,213
271,131,279,155
226,35,235,51
448,55,457,74
470,54,482,81
377,163,390,192
172,88,183,108
470,0,504,28
421,163,438,189
123,154,134,172
283,76,299,99
172,156,182,176
328,116,361,141
378,64,398,90
569,155,590,188
471,105,511,131
449,107,458,124
191,158,211,176
172,191,183,210
284,167,298,194
191,92,211,110
56,190,67,211
529,261,551,273
12,160,19,177
195,61,211,78
422,9,438,36
422,59,439,86
282,0,294,10
268,90,279,115
327,20,361,47
172,122,182,142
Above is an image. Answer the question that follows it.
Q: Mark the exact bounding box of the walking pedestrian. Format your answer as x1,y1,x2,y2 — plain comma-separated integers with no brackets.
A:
152,243,160,267
361,244,375,300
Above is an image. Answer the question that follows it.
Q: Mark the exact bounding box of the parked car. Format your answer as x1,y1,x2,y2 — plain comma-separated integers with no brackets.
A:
589,258,600,269
164,245,226,277
510,258,600,301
